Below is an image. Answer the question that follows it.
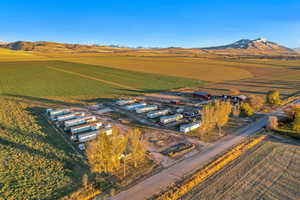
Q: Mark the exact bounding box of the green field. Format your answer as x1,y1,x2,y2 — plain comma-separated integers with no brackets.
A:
0,97,87,200
182,137,300,200
0,60,202,99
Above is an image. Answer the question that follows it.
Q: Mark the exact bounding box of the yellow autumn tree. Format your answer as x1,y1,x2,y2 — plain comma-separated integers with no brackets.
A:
86,127,127,174
214,100,232,136
128,128,146,168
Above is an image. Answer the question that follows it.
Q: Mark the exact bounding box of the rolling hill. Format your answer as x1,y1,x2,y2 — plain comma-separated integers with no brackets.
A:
1,39,299,57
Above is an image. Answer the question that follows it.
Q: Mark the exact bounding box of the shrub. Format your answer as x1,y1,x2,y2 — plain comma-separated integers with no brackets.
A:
240,102,254,117
266,90,281,106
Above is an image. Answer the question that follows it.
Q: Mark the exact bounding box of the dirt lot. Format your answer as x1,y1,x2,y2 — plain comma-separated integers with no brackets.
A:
182,135,300,200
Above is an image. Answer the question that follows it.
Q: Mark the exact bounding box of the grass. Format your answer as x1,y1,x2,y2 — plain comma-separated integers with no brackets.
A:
0,97,87,200
182,137,300,200
55,55,253,82
0,60,202,99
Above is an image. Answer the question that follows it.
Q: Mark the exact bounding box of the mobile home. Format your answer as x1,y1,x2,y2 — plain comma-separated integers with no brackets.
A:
64,116,97,129
46,108,71,119
180,121,201,133
56,112,85,122
70,122,102,134
147,109,169,118
123,102,147,111
116,99,136,106
160,114,183,124
136,105,158,113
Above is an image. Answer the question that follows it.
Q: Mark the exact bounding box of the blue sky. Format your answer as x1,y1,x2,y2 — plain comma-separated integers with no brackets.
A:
0,0,299,48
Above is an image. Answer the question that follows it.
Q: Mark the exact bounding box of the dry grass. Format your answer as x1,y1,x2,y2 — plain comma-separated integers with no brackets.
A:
182,136,300,200
48,55,253,82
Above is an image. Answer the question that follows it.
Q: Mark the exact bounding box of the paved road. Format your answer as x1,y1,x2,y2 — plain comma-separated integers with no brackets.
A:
104,98,300,200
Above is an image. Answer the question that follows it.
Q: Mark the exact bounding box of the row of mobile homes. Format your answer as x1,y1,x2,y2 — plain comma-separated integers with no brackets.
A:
123,102,147,111
64,116,97,129
56,112,85,122
136,105,158,113
147,109,169,118
160,114,183,124
116,99,136,106
46,108,71,119
70,122,102,134
180,121,201,133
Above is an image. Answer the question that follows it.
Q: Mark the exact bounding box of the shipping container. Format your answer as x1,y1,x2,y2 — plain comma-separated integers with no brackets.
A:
56,112,85,122
160,114,183,124
136,105,158,113
64,116,97,129
180,121,201,133
70,122,102,134
123,102,147,111
46,108,71,118
116,99,136,106
147,109,169,118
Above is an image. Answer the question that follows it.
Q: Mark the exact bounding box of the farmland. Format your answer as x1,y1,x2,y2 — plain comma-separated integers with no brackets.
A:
182,136,300,200
0,60,201,99
1,48,300,200
0,97,87,200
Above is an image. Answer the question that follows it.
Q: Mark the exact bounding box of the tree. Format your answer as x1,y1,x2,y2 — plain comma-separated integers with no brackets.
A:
267,116,278,130
214,100,232,136
86,127,127,174
240,102,254,116
266,90,281,106
198,103,216,134
198,100,232,136
293,109,300,131
128,128,146,168
247,95,265,111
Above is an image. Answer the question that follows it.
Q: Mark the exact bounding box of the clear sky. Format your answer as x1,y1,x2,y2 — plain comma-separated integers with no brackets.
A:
0,0,299,48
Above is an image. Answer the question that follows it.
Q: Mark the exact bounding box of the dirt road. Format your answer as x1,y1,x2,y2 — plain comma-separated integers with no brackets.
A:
101,99,300,200
108,117,267,200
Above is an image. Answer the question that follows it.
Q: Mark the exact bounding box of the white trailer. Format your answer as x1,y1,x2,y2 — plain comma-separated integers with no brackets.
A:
70,122,102,134
76,131,98,143
123,102,147,111
95,108,113,114
116,99,136,106
46,108,71,119
136,105,158,113
56,112,85,122
160,114,183,124
64,116,97,129
180,121,201,133
71,128,113,143
147,109,169,118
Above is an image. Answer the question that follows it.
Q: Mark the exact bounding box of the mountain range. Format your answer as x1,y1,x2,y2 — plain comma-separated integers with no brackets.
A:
0,38,298,56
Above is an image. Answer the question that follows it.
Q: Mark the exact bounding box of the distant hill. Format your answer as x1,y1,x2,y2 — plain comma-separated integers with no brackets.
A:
0,41,132,53
0,39,299,57
0,41,7,45
294,48,300,52
202,38,298,56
